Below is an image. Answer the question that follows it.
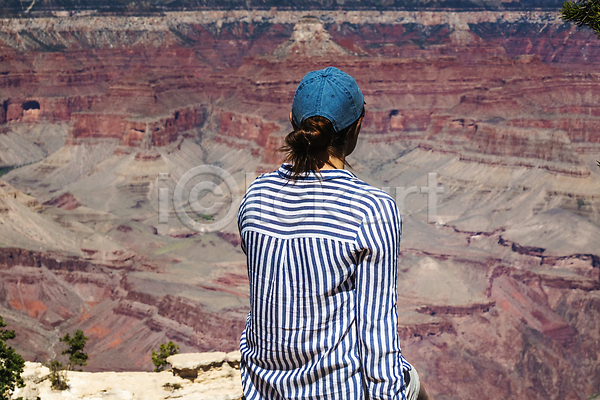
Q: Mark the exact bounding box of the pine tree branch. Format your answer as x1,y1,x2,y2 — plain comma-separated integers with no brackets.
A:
561,0,600,38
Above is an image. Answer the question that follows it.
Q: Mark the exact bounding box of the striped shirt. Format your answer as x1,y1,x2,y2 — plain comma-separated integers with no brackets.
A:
238,163,411,400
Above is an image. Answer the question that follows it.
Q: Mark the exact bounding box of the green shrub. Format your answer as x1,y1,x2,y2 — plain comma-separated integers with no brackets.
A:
59,330,89,370
561,0,600,38
0,316,25,400
47,360,69,391
163,382,183,391
152,341,180,372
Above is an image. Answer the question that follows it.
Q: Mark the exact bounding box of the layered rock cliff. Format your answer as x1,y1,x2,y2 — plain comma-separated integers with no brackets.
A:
0,0,565,17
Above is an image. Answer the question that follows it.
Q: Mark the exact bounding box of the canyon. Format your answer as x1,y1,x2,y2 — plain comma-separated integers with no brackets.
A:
0,0,565,17
0,9,599,400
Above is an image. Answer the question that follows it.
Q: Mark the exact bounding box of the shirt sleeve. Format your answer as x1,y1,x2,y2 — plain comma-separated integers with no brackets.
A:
354,194,406,400
237,193,248,255
237,174,264,256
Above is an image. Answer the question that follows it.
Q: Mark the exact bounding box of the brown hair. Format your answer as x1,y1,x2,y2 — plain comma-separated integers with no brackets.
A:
279,109,365,181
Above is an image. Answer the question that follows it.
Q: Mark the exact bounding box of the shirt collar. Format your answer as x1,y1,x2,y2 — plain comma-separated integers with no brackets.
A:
277,163,357,181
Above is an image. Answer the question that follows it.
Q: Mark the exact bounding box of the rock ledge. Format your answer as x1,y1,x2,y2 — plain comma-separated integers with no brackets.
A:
13,352,243,400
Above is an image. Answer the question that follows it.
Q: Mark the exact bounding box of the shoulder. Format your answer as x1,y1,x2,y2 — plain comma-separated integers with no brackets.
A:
348,179,402,253
346,177,402,246
345,176,399,220
241,171,279,200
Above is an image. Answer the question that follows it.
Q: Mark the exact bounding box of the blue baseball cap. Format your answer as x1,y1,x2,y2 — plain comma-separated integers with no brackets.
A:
292,66,365,132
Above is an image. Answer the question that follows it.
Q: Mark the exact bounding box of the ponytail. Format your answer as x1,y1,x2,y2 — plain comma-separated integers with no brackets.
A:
279,109,364,181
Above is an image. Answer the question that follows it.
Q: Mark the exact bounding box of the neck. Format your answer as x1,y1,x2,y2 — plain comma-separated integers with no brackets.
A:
319,156,345,170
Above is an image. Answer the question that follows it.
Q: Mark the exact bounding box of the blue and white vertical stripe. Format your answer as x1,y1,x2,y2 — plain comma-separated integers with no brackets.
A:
238,163,411,400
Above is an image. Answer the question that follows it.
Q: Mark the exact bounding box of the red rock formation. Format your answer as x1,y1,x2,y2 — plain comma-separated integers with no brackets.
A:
416,302,496,317
0,246,245,370
43,192,81,210
68,105,207,147
0,12,598,158
398,320,456,341
490,274,577,344
208,108,282,147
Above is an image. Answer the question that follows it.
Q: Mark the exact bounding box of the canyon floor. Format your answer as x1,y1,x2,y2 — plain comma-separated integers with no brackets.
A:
0,9,599,400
